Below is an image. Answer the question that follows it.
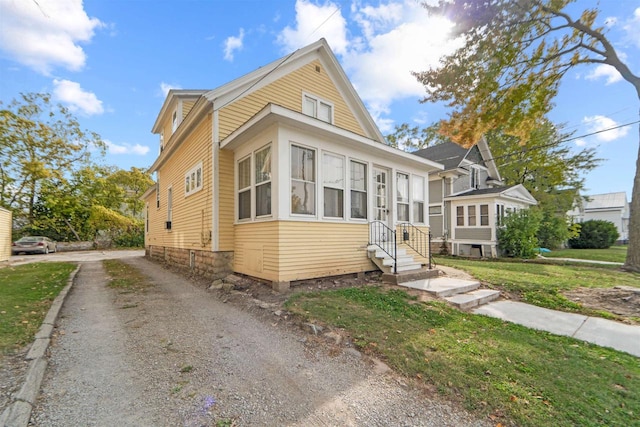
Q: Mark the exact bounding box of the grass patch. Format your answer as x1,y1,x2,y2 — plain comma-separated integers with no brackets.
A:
543,246,627,263
103,259,151,291
435,257,639,316
0,262,76,354
285,286,639,426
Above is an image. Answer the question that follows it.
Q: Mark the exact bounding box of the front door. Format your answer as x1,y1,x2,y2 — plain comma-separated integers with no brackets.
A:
372,167,392,248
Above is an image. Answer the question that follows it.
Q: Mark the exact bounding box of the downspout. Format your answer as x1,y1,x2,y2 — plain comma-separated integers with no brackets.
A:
211,102,219,252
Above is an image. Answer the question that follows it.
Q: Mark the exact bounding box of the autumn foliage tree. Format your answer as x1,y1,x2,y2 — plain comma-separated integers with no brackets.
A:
414,0,640,272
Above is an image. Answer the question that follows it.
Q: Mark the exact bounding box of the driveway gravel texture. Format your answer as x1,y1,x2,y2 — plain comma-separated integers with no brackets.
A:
28,257,488,426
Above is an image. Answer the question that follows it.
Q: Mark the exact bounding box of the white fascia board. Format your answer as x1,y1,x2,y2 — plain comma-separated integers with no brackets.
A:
221,104,444,171
140,185,157,201
151,90,208,133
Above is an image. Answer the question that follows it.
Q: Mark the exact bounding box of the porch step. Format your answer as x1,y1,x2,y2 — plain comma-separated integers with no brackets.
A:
367,245,421,274
444,289,501,310
401,277,481,297
381,268,439,285
398,276,500,310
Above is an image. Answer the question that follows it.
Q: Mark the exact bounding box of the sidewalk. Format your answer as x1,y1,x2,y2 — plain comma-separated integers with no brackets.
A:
473,300,640,357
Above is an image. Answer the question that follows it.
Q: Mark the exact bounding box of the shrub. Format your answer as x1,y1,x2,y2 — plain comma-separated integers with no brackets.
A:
497,208,542,258
537,212,574,250
568,220,619,249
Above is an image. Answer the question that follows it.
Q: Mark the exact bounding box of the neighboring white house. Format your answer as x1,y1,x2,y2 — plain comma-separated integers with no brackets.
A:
568,192,630,244
414,138,537,257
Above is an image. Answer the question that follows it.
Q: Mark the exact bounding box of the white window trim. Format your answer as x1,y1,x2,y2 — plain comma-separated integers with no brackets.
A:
254,144,272,218
237,154,252,222
290,142,317,218
396,171,410,223
321,151,345,220
236,144,273,222
302,91,334,124
348,158,368,221
412,174,426,224
184,162,203,197
167,186,173,222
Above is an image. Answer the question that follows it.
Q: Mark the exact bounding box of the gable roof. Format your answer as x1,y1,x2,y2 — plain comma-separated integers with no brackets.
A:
152,39,384,143
445,184,537,205
582,192,628,211
413,136,502,182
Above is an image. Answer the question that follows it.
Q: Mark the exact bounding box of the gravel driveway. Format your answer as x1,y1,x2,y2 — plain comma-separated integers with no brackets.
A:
31,257,487,426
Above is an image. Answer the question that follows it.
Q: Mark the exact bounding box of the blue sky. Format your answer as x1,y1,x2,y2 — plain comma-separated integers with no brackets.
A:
1,0,638,200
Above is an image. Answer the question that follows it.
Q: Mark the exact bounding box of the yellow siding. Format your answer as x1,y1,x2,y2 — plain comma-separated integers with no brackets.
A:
146,116,213,250
396,224,431,265
234,221,373,282
218,149,235,251
219,60,365,141
183,101,195,118
0,208,11,261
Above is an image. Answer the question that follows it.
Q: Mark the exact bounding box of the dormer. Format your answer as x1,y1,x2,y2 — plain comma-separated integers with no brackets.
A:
151,90,207,151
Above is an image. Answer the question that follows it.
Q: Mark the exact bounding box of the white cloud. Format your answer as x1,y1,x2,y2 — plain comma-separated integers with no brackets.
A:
583,115,629,142
223,28,245,61
0,0,103,75
53,79,104,116
277,0,348,55
104,140,150,155
623,7,640,48
585,64,623,85
574,138,587,147
160,82,182,97
277,0,461,129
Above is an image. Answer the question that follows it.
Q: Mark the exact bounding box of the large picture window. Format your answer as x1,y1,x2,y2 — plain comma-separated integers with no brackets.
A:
323,153,344,218
255,146,271,217
350,161,367,219
413,175,425,223
397,172,409,222
291,145,316,215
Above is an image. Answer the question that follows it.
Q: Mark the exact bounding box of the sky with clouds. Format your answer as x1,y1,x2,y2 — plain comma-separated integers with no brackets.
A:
0,0,638,199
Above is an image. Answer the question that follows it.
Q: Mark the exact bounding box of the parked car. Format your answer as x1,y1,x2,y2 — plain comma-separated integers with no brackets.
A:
12,236,57,255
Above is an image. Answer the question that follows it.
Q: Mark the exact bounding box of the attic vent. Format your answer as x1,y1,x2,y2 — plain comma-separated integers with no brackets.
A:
315,65,321,73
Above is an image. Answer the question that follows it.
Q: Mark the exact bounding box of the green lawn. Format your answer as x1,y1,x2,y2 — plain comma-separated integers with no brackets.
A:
0,262,76,354
434,257,640,320
543,246,627,263
286,287,639,427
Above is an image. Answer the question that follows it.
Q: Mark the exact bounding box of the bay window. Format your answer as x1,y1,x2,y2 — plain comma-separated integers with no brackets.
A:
255,146,271,217
238,156,251,220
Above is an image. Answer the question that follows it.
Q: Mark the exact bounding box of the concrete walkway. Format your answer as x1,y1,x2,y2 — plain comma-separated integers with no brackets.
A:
538,255,624,266
473,301,640,357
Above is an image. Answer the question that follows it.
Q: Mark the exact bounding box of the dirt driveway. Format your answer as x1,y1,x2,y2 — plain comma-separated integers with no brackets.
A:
30,257,487,426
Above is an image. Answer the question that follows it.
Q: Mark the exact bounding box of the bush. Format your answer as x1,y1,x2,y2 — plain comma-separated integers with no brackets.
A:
568,220,619,249
497,208,542,258
537,212,572,250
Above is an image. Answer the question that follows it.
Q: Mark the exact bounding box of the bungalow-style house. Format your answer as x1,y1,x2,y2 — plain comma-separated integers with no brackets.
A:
568,192,630,244
413,139,537,257
142,39,443,290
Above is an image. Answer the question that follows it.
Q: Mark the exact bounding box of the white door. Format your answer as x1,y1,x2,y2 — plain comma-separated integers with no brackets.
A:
372,167,393,249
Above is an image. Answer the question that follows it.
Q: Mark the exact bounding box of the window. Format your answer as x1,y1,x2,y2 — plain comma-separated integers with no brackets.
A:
291,145,316,215
160,131,164,152
470,166,480,189
429,205,442,215
496,203,505,226
156,173,160,208
302,94,333,124
185,162,203,197
145,203,149,233
255,146,271,217
456,206,464,226
350,161,367,219
397,173,409,222
468,205,476,226
167,187,173,222
323,153,344,218
172,110,178,132
238,156,251,220
413,176,425,223
480,204,489,226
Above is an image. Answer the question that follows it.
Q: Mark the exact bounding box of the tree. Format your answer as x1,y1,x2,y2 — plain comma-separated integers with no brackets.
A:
497,207,542,258
414,0,640,272
0,93,105,225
